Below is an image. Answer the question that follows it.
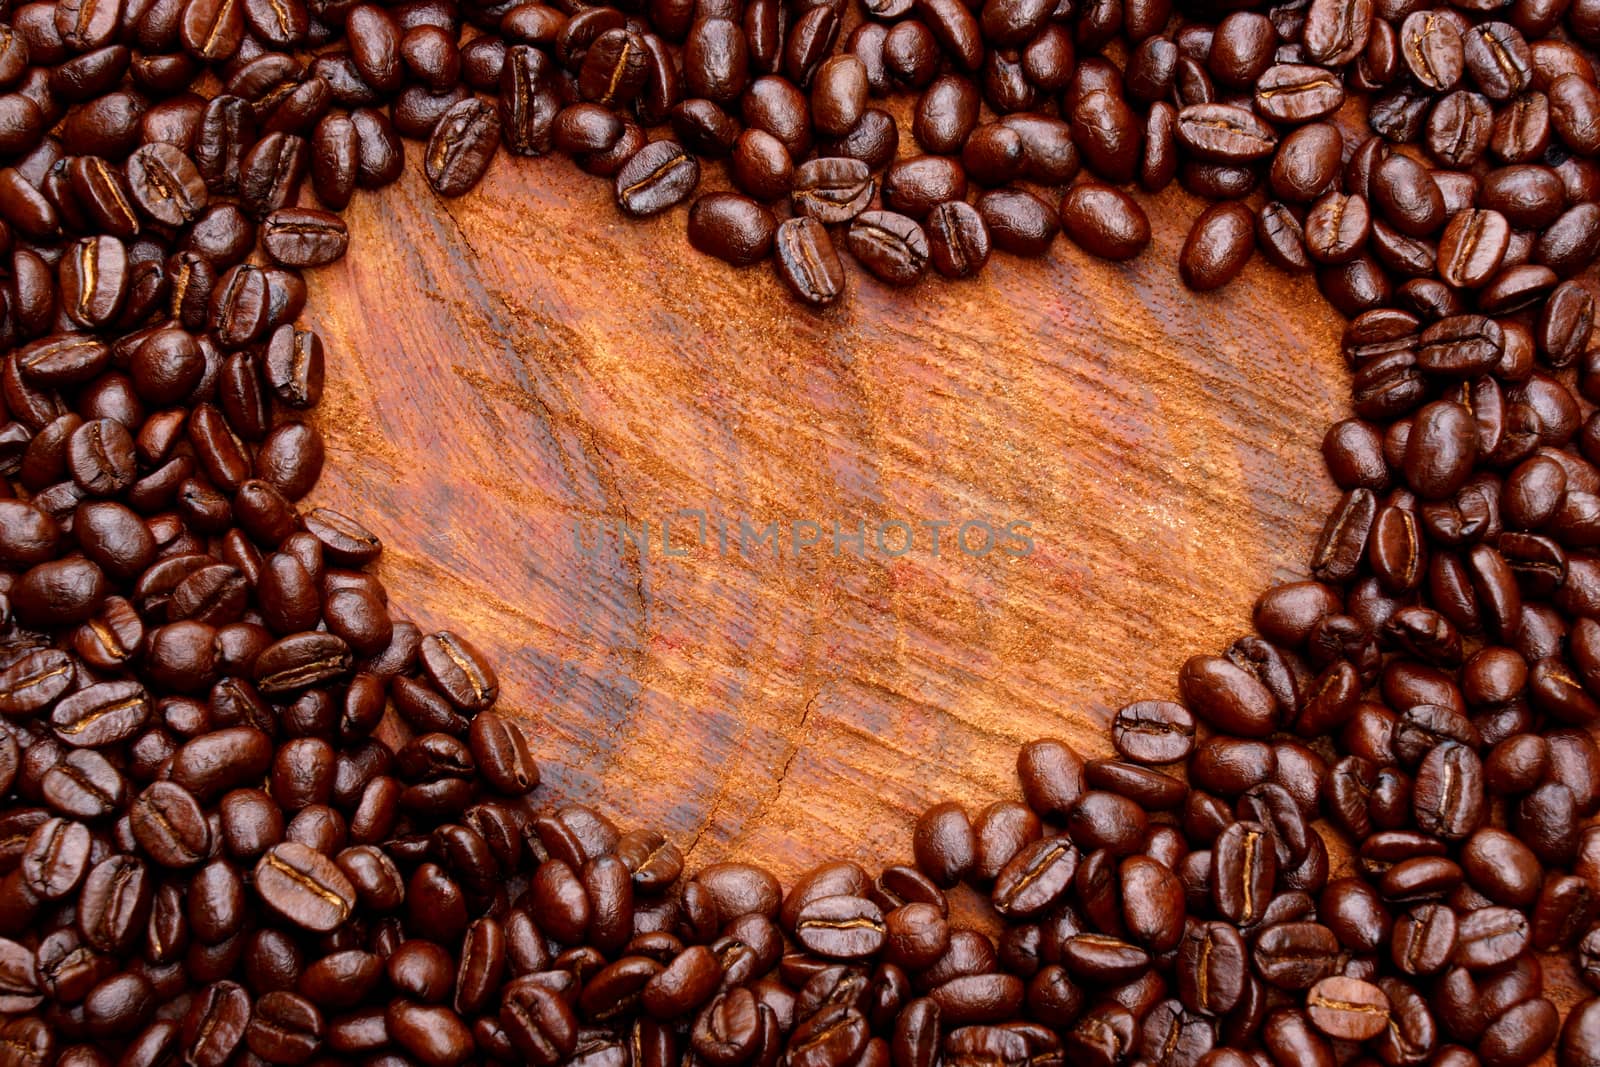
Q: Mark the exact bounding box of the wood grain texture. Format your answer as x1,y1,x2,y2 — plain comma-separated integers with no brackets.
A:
303,152,1352,891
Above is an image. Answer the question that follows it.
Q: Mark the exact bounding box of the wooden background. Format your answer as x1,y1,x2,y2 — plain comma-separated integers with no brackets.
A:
304,152,1350,886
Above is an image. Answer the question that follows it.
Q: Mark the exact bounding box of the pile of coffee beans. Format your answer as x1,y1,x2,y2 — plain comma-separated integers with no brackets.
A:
9,0,1600,1058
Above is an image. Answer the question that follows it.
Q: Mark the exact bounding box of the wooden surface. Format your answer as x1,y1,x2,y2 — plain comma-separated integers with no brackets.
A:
304,152,1350,885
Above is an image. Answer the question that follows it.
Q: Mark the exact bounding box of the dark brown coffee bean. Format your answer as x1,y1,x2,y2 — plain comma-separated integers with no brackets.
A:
1437,210,1510,288
1254,922,1340,990
1454,906,1529,970
615,139,699,217
126,143,207,228
1176,103,1277,163
579,29,649,106
813,56,868,138
687,193,776,266
976,188,1058,258
255,842,356,931
883,155,966,218
1305,192,1372,265
1120,855,1184,951
792,895,887,959
1213,821,1275,925
846,210,930,286
791,157,873,224
1306,976,1390,1040
261,208,349,268
1401,11,1464,89
1304,0,1372,65
773,217,844,307
1178,921,1247,1016
912,74,978,154
1180,202,1254,291
927,200,990,279
425,98,501,198
1464,22,1533,100
130,781,209,867
1059,183,1150,261
1112,701,1195,764
21,816,90,900
1392,902,1457,976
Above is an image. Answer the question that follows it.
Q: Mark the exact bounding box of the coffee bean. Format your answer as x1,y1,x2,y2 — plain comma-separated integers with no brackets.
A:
1464,22,1533,99
1060,183,1150,261
976,188,1058,258
1454,906,1529,969
791,157,873,224
813,56,869,138
1176,104,1278,162
425,97,501,197
261,208,350,268
126,143,208,227
686,193,775,266
21,817,90,900
1307,976,1390,1040
847,210,930,286
1112,701,1195,764
1393,902,1457,976
1213,821,1276,925
1304,0,1372,65
1178,921,1246,1016
615,140,700,217
1414,739,1484,838
1437,210,1510,288
773,217,845,307
130,781,210,867
792,894,887,959
1071,90,1140,183
1180,202,1254,291
255,842,356,931
882,155,967,217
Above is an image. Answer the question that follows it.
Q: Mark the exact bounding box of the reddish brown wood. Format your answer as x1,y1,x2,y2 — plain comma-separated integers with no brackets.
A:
307,153,1350,885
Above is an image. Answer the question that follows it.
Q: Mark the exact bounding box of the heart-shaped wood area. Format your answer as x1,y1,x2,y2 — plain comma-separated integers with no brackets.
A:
303,152,1346,882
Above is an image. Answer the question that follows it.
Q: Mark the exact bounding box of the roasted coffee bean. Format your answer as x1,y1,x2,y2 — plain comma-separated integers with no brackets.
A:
21,817,90,900
1307,976,1390,1040
1413,741,1485,839
1213,821,1275,925
1254,922,1340,989
1438,210,1510,288
926,201,990,279
615,140,699,217
1465,22,1533,99
261,209,349,268
1112,701,1195,764
792,157,873,224
126,143,207,227
1178,922,1247,1016
425,98,501,197
1059,184,1151,261
976,189,1058,258
847,211,930,286
773,217,845,307
1392,902,1457,975
1176,104,1277,163
130,782,209,867
793,895,887,959
1454,906,1529,969
686,194,775,269
255,842,356,931
882,156,966,218
1180,202,1254,291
